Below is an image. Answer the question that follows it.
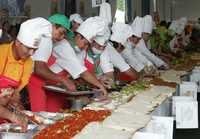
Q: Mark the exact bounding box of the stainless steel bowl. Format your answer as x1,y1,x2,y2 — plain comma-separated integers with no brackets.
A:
68,97,90,111
0,124,38,139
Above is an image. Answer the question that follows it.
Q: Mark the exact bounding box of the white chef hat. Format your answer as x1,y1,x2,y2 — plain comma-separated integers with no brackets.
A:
169,19,186,35
76,16,107,43
131,16,143,38
169,20,179,35
176,26,185,35
69,13,83,24
0,29,2,38
94,26,110,46
177,17,187,34
143,15,153,34
179,17,187,26
99,2,112,25
17,17,52,49
110,22,133,46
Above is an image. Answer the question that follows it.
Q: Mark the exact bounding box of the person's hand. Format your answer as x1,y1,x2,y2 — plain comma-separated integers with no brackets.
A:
144,65,159,77
158,64,169,70
10,113,28,132
61,78,76,91
99,76,114,89
99,85,108,96
144,65,156,74
10,92,24,110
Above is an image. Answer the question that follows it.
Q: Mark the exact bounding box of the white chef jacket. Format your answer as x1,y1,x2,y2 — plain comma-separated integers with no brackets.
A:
122,41,155,72
132,48,153,67
50,39,87,79
136,39,166,67
77,49,114,75
104,42,130,72
31,37,53,62
77,43,130,75
121,47,145,72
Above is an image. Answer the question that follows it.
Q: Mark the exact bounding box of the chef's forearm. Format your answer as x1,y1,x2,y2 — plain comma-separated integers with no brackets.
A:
34,61,64,83
0,105,13,121
80,71,104,88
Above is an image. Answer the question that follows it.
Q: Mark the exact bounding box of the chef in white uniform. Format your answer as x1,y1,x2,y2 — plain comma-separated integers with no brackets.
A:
169,18,188,53
111,17,154,73
69,13,83,33
99,0,136,79
29,16,108,112
78,25,138,80
28,14,80,112
73,2,135,82
136,15,168,69
29,14,76,90
68,13,83,41
50,16,108,95
103,42,138,80
99,2,112,26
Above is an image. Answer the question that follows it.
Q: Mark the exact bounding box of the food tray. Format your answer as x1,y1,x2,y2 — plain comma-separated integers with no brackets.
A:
43,85,100,96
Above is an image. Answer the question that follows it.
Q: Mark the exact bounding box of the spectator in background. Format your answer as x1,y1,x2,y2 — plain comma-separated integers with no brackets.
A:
153,12,160,27
194,17,200,30
160,20,168,29
0,21,12,44
8,24,20,40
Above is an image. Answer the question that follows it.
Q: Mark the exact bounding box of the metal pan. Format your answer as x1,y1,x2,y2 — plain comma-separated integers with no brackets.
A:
43,85,100,96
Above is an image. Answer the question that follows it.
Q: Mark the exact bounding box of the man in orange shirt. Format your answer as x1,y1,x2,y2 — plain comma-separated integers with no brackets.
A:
0,19,45,132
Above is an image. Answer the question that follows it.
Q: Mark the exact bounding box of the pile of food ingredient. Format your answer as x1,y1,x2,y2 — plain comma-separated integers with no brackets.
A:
33,109,111,139
150,78,177,88
120,81,150,95
76,84,92,91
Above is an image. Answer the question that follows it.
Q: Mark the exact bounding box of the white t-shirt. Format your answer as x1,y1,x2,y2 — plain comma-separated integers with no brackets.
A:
50,39,87,79
136,39,166,67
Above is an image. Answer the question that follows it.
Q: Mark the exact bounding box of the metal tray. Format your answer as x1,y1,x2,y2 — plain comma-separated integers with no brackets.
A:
43,85,100,96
